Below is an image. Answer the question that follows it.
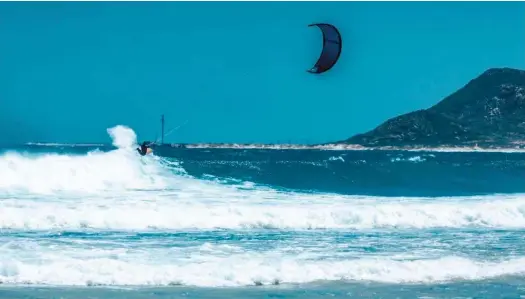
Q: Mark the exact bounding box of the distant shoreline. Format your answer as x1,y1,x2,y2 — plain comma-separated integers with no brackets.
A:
22,142,525,153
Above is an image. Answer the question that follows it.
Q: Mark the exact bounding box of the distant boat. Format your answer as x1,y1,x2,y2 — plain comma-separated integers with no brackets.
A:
150,114,187,150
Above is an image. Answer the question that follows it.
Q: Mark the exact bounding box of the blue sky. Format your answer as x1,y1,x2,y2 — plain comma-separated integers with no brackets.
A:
1,1,524,145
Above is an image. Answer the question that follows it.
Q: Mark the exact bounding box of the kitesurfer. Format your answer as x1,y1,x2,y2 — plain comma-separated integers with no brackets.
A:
137,141,152,156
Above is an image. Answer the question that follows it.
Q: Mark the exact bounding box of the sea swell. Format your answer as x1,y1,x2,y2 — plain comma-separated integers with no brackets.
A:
2,125,525,289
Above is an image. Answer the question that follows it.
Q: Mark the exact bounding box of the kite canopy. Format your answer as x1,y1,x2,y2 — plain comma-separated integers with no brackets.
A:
307,23,342,74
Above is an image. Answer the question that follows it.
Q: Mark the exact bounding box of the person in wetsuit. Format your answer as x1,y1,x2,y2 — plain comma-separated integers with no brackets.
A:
137,141,152,156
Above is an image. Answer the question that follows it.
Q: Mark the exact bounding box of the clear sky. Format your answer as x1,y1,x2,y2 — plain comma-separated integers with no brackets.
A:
1,1,524,145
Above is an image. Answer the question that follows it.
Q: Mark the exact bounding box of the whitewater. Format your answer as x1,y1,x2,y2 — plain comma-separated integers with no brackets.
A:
1,125,525,298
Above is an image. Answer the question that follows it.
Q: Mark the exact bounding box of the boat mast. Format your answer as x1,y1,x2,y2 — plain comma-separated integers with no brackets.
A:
161,114,165,145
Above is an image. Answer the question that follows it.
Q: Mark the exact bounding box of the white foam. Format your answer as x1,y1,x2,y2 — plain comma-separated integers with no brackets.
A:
328,156,345,162
0,249,524,287
2,193,525,230
391,155,429,163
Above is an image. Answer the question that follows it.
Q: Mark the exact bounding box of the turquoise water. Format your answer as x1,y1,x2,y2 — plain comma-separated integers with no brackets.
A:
1,126,525,298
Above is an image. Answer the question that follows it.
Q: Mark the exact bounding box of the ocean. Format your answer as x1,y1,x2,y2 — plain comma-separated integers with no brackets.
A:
1,125,525,299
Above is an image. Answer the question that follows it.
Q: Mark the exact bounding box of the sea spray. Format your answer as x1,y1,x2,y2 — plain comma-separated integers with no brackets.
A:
107,125,138,150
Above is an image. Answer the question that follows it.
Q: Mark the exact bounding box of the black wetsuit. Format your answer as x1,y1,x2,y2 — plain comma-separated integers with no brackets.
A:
137,142,150,156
